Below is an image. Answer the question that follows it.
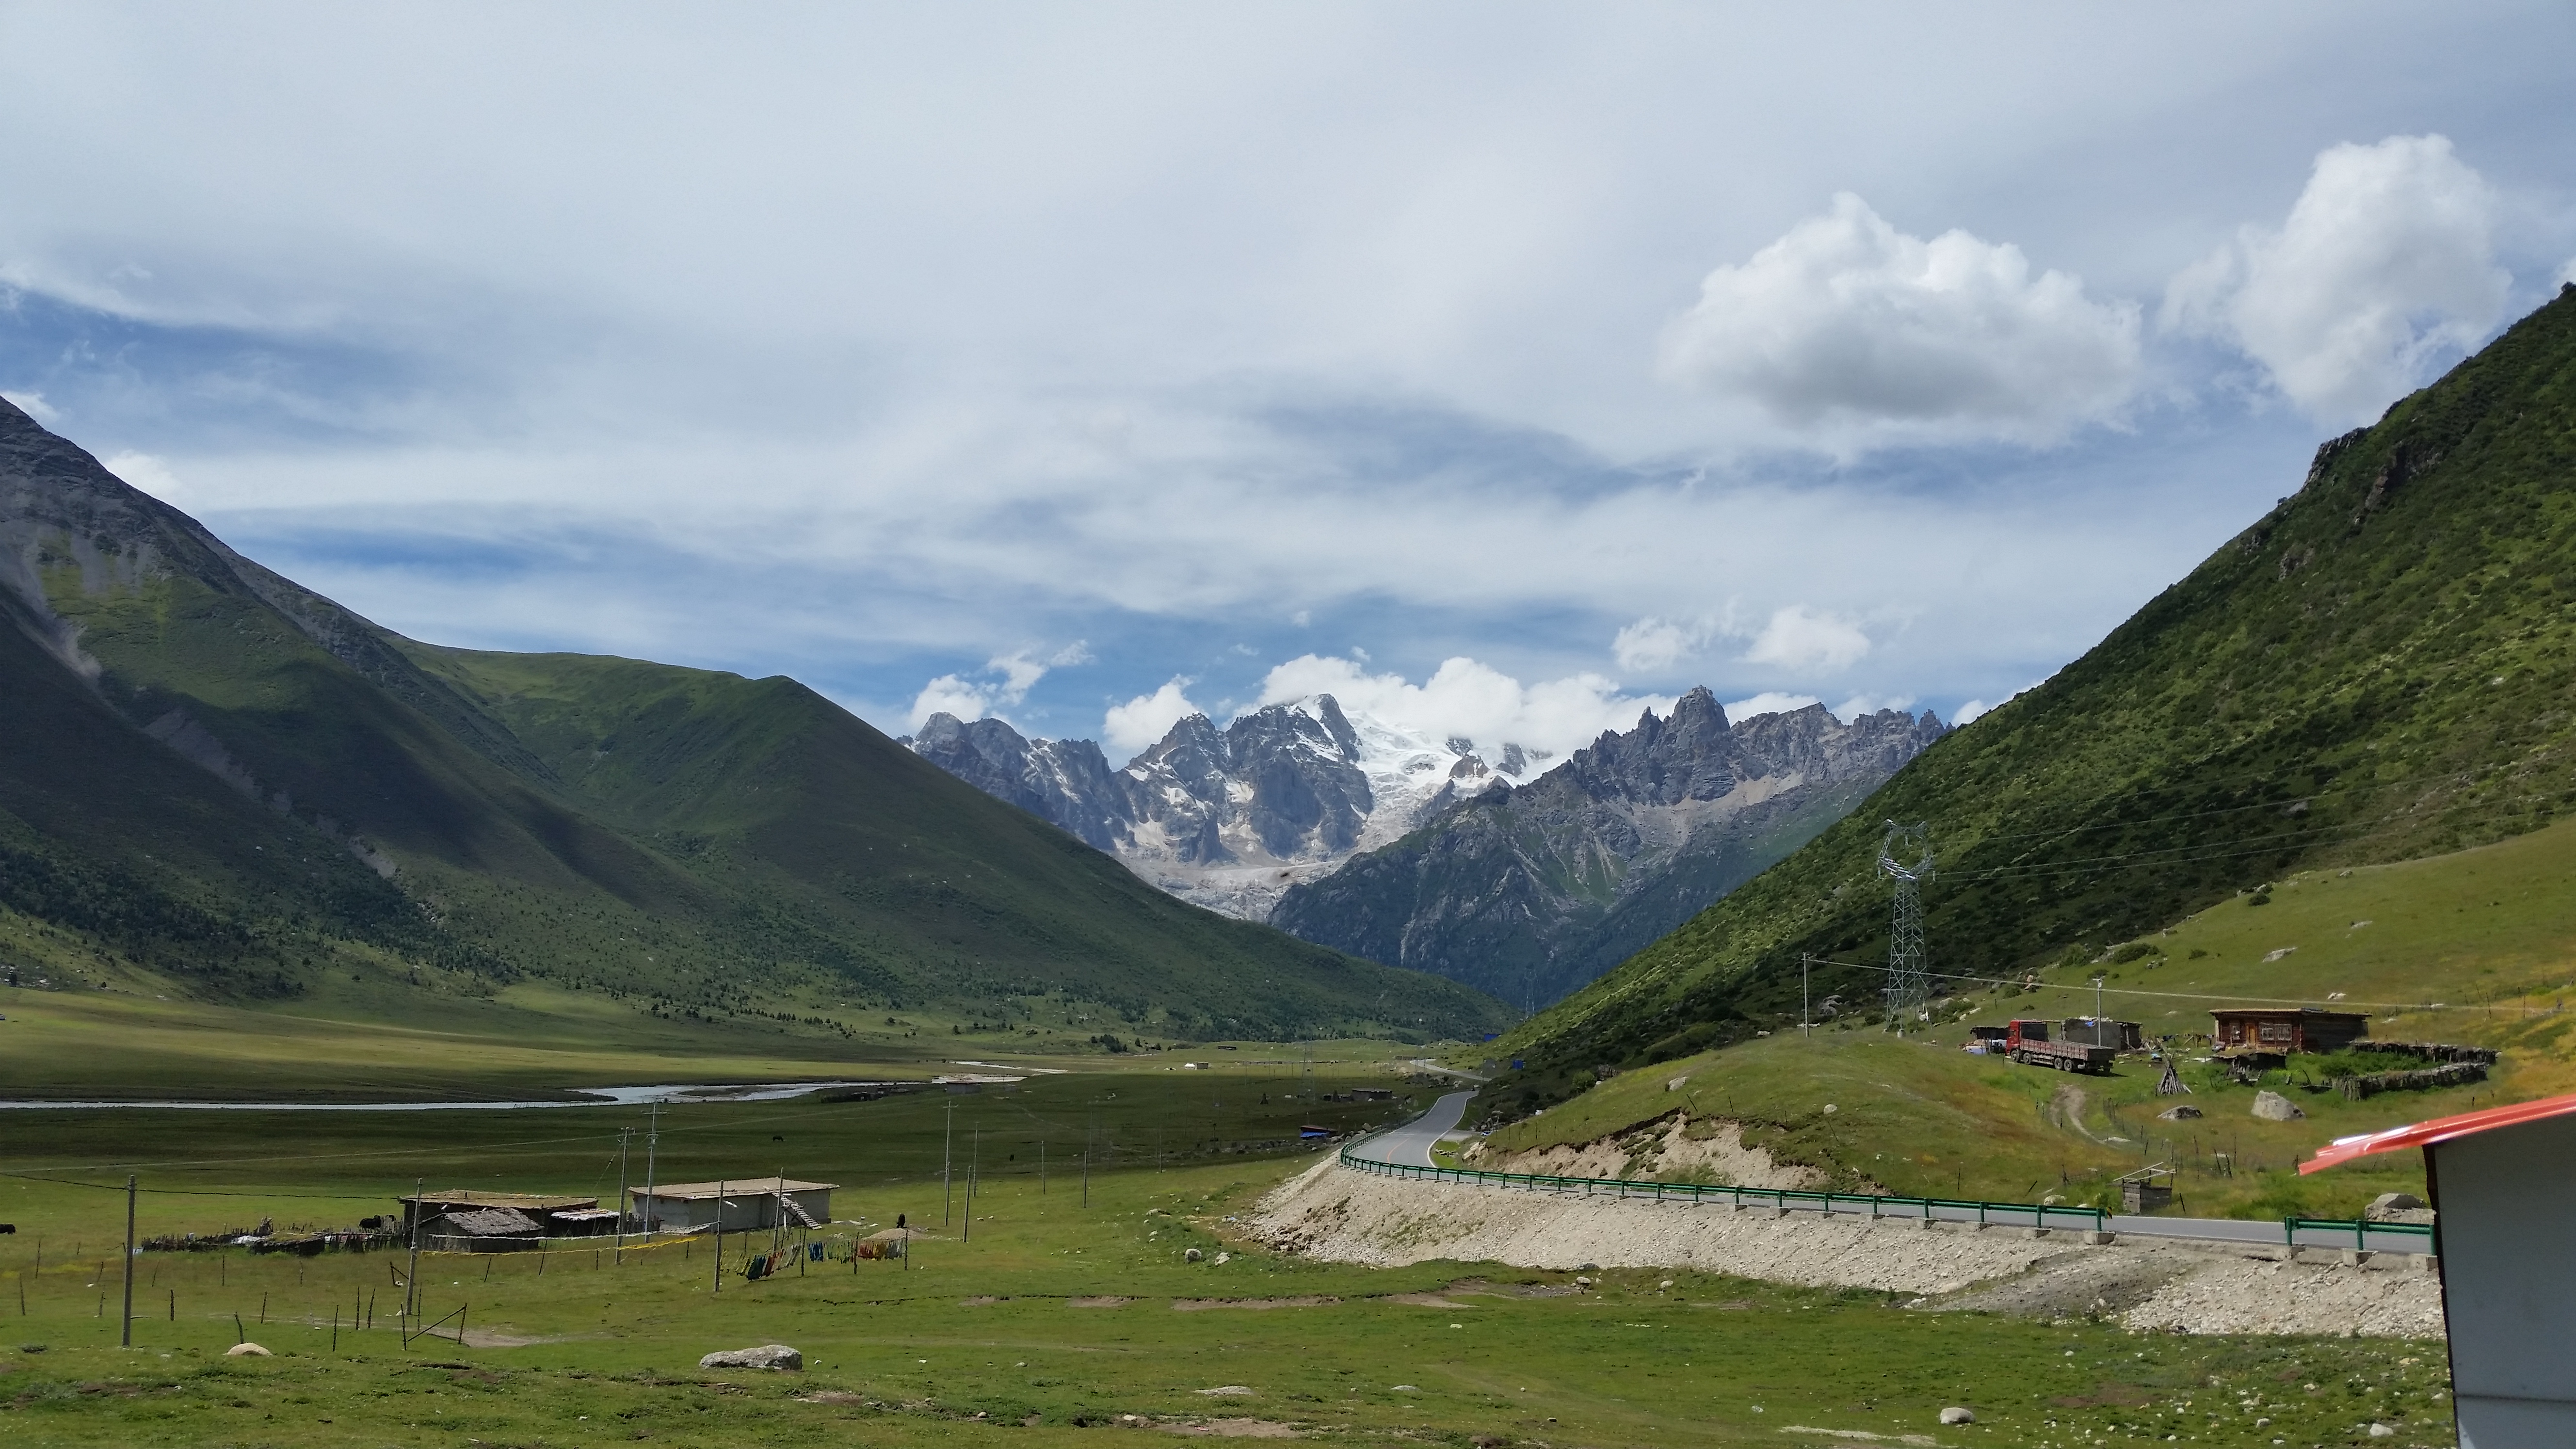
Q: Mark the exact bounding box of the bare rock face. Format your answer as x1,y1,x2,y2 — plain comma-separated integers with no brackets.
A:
699,1344,803,1371
2251,1091,2305,1122
1271,690,1948,1007
2158,1104,2204,1120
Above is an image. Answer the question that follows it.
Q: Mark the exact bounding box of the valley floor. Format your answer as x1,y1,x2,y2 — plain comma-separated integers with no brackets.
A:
0,1068,2451,1448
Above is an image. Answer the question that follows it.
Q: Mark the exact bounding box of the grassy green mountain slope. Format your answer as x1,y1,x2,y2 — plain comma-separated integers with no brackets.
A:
1473,810,2576,1218
1501,284,2576,1083
0,396,1508,1062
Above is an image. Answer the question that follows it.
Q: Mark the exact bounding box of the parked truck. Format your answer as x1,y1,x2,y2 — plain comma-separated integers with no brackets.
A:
2004,1018,2117,1074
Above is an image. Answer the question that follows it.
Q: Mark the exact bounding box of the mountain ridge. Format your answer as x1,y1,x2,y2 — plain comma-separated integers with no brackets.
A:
1496,284,2576,1086
1271,690,1945,1008
0,395,1509,1046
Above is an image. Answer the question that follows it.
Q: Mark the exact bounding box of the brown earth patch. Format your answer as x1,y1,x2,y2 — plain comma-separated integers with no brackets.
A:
1163,1418,1301,1437
1068,1296,1133,1308
1381,1293,1470,1308
1171,1296,1340,1311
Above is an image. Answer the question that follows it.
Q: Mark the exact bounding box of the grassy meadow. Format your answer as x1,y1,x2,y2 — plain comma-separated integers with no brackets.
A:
1476,815,2576,1219
0,1071,2448,1448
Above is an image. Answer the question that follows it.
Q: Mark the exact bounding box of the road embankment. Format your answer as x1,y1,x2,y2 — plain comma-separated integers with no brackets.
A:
1253,1159,2443,1337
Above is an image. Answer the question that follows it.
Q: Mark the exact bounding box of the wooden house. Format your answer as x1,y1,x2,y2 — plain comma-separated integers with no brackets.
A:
2210,1007,2368,1055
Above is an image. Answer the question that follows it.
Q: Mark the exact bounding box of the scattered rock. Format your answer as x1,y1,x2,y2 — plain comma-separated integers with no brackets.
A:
1213,1251,1230,1265
1939,1406,1976,1424
2159,1105,2203,1120
2366,1192,2425,1219
1573,1275,1593,1288
1198,1385,1256,1397
1186,1248,1204,1262
1390,1385,1420,1393
2252,1091,2305,1122
225,1343,272,1358
2367,1424,2395,1438
1658,1279,1674,1290
698,1344,803,1371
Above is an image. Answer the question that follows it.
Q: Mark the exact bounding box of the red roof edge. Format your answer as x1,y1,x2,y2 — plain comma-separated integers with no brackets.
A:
2300,1091,2576,1175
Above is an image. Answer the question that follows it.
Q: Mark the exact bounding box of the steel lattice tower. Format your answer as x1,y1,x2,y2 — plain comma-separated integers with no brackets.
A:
1878,820,1934,1032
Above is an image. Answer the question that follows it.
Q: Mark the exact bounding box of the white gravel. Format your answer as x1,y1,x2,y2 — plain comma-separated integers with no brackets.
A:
1253,1159,2445,1338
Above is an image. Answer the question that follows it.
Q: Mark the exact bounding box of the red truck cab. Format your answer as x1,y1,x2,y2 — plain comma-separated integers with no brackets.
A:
2004,1018,2051,1049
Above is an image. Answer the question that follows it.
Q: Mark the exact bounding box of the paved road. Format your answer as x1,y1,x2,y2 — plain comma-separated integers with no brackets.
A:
1347,1092,2433,1255
1363,1088,1477,1168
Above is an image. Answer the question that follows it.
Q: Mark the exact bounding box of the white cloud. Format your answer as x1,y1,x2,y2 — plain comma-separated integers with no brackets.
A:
1952,680,2036,726
1723,691,1820,721
1833,692,1918,720
905,642,1089,729
1658,193,2140,440
1252,653,1669,763
2557,256,2576,290
2,390,62,424
2162,134,2508,424
908,673,998,730
1611,615,1711,673
103,451,183,500
1104,678,1203,754
1741,604,1871,674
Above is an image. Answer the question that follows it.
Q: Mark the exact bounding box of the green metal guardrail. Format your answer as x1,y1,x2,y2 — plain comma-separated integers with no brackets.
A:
2284,1215,2437,1251
1336,1141,2112,1231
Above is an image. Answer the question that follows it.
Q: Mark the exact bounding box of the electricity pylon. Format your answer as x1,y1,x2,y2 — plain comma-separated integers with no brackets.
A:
1879,820,1934,1032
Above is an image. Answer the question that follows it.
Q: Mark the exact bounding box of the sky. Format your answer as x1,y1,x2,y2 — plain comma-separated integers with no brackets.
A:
3,3,2573,765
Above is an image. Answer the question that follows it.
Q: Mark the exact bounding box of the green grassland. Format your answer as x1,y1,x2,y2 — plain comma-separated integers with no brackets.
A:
1,396,1509,1051
1480,811,2576,1218
0,1075,2446,1448
1502,287,2576,1077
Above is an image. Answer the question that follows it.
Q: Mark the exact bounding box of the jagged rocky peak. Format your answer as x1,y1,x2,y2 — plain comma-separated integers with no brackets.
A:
902,690,1545,919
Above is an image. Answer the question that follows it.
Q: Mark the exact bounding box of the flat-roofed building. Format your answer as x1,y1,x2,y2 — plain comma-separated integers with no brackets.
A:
631,1176,835,1234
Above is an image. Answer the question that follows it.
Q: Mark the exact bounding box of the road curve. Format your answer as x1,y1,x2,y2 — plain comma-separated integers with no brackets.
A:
1358,1088,1477,1168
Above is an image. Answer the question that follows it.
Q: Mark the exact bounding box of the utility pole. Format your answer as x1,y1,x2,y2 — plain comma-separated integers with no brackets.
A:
1040,1138,1047,1195
1802,954,1812,1039
712,1180,725,1293
404,1176,423,1320
120,1176,135,1348
2093,975,2107,1026
641,1103,661,1240
614,1129,632,1262
943,1099,955,1227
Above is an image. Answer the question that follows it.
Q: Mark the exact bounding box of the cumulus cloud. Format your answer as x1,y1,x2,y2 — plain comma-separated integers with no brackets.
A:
1723,691,1820,721
1104,677,1203,754
103,450,183,499
1952,680,2036,726
2557,255,2576,290
2,389,62,424
2162,135,2508,424
1611,615,1712,673
1834,691,1918,720
1741,604,1871,674
905,642,1089,729
1253,653,1670,763
1658,193,2140,439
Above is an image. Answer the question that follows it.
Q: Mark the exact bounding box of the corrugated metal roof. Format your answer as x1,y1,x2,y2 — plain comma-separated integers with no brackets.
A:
2301,1091,2576,1174
630,1176,836,1200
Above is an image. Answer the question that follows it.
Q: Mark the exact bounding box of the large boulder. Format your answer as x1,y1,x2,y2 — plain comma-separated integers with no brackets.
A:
699,1344,803,1371
2251,1091,2304,1122
2158,1104,2203,1120
225,1342,272,1357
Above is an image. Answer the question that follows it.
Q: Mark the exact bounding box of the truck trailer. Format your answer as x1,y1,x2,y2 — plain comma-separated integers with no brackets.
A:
2004,1018,2117,1075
